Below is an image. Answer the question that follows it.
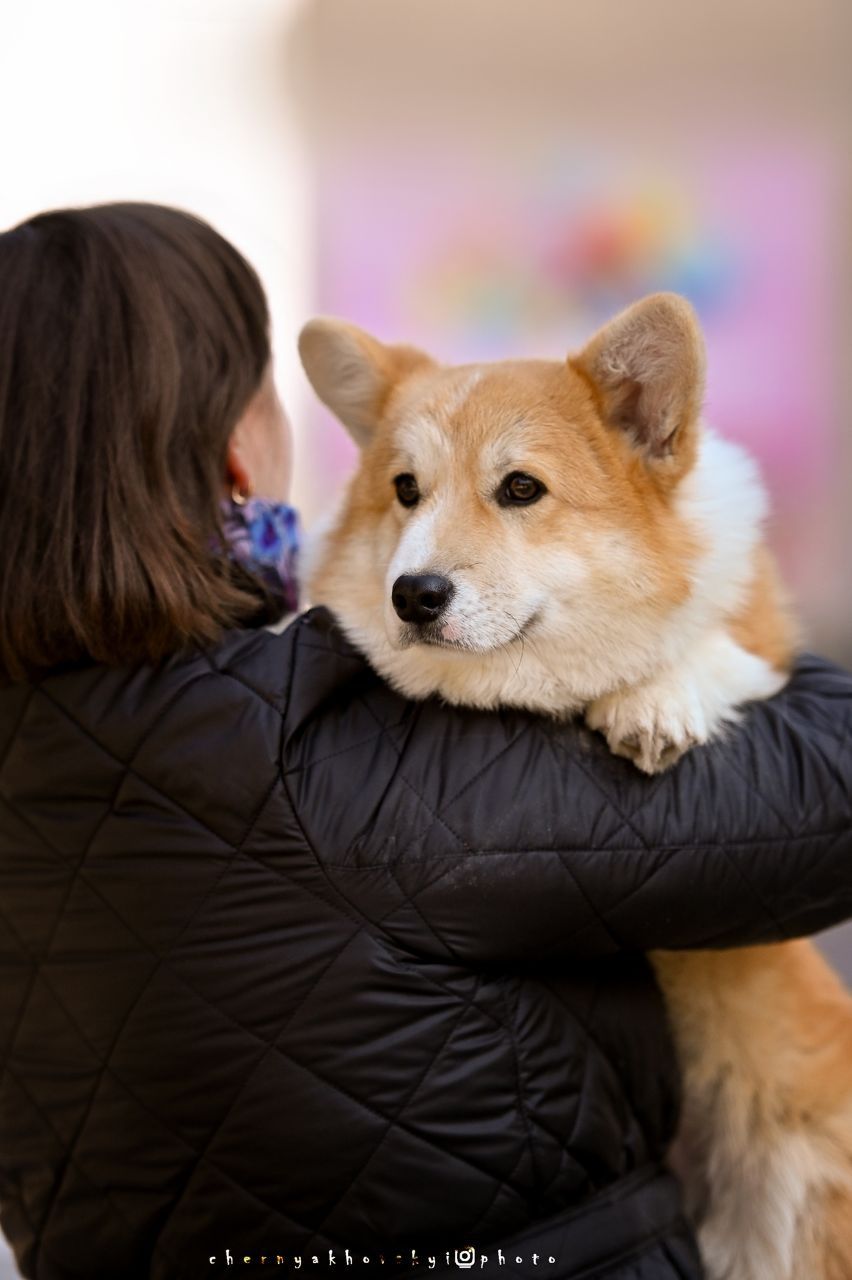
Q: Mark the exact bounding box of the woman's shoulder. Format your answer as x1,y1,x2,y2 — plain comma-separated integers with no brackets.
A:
0,608,383,840
0,612,348,861
205,604,376,711
0,607,363,736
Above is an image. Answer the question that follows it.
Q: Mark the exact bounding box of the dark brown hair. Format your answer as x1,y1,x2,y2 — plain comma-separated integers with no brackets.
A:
0,202,272,681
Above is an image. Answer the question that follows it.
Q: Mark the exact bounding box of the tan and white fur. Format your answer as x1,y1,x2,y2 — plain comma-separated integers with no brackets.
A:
299,295,852,1280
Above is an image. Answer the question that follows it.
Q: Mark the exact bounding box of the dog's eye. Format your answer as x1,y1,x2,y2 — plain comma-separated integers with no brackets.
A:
499,472,546,506
393,473,420,508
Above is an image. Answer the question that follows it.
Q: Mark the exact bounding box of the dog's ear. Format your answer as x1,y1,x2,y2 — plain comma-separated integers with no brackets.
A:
299,318,434,448
570,293,705,474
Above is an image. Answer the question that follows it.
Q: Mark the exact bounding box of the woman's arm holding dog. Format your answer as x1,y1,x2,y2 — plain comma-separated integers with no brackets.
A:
390,654,852,963
288,614,852,964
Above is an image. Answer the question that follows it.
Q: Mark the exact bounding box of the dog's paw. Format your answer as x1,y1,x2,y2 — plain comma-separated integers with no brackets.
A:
585,679,708,774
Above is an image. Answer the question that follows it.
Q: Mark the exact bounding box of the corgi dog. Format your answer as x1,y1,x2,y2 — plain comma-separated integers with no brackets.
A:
299,295,852,1280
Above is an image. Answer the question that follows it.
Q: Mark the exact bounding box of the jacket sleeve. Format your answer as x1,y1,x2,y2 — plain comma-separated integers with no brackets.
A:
286,618,852,964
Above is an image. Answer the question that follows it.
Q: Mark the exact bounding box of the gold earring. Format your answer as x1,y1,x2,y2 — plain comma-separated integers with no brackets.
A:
231,482,251,506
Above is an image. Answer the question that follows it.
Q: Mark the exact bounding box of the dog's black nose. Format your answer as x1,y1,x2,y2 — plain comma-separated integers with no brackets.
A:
391,574,454,624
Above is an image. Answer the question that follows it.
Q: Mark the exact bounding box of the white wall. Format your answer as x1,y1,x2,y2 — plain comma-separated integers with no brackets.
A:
0,0,315,501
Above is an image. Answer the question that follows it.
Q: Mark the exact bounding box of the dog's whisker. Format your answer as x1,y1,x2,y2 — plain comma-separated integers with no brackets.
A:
505,613,528,677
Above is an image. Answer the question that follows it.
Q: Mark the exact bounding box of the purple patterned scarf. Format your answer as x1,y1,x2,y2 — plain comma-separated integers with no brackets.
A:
219,496,301,618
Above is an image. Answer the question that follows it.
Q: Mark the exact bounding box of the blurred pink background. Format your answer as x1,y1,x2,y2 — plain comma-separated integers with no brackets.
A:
291,0,852,671
314,143,837,595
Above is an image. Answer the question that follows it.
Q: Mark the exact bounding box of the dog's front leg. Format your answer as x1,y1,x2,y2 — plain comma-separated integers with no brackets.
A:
584,628,786,774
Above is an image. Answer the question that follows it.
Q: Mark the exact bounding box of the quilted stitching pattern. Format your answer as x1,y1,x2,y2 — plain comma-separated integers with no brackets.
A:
1,607,851,1280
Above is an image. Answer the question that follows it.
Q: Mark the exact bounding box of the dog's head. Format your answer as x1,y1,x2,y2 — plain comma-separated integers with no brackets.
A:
299,294,709,708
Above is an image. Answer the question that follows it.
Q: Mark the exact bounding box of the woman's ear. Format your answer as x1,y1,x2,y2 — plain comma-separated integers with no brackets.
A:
225,363,292,502
225,437,252,499
570,293,705,476
298,317,434,449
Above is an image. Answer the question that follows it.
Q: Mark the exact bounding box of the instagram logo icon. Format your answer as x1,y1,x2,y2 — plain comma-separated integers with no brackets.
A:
454,1247,477,1269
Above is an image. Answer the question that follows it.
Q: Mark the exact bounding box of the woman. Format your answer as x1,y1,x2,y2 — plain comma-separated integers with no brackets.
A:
0,203,850,1280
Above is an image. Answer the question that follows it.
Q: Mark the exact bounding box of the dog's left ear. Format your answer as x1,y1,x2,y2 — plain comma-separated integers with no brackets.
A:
570,293,705,476
299,317,435,449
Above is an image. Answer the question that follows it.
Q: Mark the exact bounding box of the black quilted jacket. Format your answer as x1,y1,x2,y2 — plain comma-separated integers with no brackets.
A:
2,606,851,1280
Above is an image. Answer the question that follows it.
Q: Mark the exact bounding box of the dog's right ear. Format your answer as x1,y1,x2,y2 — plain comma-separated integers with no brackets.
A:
298,318,434,448
570,293,705,483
